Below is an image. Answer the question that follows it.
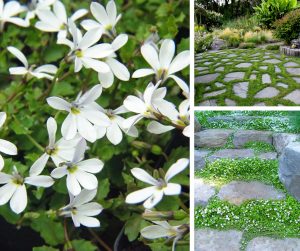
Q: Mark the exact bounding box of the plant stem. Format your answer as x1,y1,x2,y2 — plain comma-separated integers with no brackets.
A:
179,199,189,214
25,134,44,152
88,228,112,251
64,219,73,251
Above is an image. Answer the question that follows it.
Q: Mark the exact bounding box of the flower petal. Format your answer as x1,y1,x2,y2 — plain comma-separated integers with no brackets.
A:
78,28,102,50
9,67,28,75
141,225,171,239
0,139,17,155
107,58,130,81
147,121,174,134
91,2,109,25
70,9,88,21
29,153,49,176
75,170,98,190
77,159,104,173
73,214,100,227
0,183,16,206
25,175,54,188
10,184,27,214
0,112,6,128
67,174,81,196
98,70,114,88
53,1,67,24
163,183,181,195
106,121,122,145
112,34,128,51
0,172,12,184
73,189,97,206
61,114,77,140
81,57,110,73
132,68,155,78
7,46,28,68
47,117,57,147
125,186,156,204
141,43,160,70
123,96,146,114
47,97,71,111
168,50,190,74
168,75,189,96
78,84,102,105
51,166,68,179
165,158,189,182
81,19,100,31
131,168,158,185
143,190,164,209
84,43,113,59
77,202,103,216
76,115,97,143
159,39,175,69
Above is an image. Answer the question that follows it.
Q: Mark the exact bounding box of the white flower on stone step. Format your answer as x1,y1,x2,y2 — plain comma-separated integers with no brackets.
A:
141,221,186,251
51,139,104,196
7,46,58,80
0,0,29,31
47,84,110,142
132,39,190,95
0,112,17,170
147,98,190,137
98,34,130,88
58,19,113,74
122,82,177,131
35,0,87,38
59,189,103,227
0,166,54,214
29,117,82,176
94,105,138,145
81,0,121,38
125,158,189,209
25,0,55,21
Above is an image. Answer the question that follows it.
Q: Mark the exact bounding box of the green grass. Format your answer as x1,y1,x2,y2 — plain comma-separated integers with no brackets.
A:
195,48,300,106
244,141,276,153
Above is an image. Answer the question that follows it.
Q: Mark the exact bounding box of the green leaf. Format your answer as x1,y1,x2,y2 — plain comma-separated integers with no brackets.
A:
33,246,59,251
96,178,110,200
71,239,97,251
124,213,143,241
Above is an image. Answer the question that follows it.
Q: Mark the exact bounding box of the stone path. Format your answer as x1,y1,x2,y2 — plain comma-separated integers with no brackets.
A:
194,115,300,250
195,48,300,106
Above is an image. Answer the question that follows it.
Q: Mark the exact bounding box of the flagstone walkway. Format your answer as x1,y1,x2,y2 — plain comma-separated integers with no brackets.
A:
195,48,300,106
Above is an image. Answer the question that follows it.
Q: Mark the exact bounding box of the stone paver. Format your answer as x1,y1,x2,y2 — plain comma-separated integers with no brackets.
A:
233,130,273,148
284,90,300,104
262,74,271,84
218,181,285,205
246,237,300,251
195,129,233,148
196,73,220,84
195,229,243,251
224,72,245,82
207,149,255,162
254,87,279,98
195,149,210,170
233,82,249,98
194,179,216,206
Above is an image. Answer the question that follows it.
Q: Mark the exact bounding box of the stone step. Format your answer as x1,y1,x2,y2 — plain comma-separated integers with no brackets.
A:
207,115,288,124
246,237,300,251
194,179,216,207
195,129,233,148
233,130,273,148
217,181,285,206
195,149,211,170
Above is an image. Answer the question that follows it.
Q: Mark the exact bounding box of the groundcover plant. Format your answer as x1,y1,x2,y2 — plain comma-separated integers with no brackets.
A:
0,0,190,250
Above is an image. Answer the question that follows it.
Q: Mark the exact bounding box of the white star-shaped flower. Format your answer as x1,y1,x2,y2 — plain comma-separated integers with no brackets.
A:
125,158,189,209
59,189,103,227
51,139,104,196
35,0,87,38
132,39,190,95
7,46,57,80
98,34,130,88
29,117,81,176
0,0,28,31
58,19,114,74
0,112,17,170
0,166,54,214
94,105,138,145
47,84,110,142
25,0,55,21
81,0,121,38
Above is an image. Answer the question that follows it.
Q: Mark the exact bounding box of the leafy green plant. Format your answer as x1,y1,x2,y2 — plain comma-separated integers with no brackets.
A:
195,31,213,53
254,0,298,28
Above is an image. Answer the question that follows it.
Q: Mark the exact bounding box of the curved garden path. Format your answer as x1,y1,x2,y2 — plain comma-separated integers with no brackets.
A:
194,114,300,250
195,48,300,106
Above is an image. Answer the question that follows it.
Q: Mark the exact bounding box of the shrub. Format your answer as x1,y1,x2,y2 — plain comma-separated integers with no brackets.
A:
244,30,274,44
223,16,259,31
195,31,213,52
218,28,243,47
274,8,300,43
196,6,223,30
266,44,280,50
254,0,298,28
239,42,256,49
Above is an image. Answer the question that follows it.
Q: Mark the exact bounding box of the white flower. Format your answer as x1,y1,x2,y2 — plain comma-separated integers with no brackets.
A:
147,99,190,137
29,117,81,176
94,105,138,145
58,19,113,74
7,46,57,80
125,158,189,209
25,0,55,21
51,139,104,196
0,0,28,31
98,34,130,88
59,189,103,227
123,82,176,131
0,166,54,214
35,0,87,38
141,221,187,251
47,84,110,142
0,112,17,170
81,0,121,38
132,39,190,95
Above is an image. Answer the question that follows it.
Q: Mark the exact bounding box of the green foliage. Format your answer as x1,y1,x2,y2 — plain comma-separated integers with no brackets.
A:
195,31,213,53
274,8,300,43
196,6,223,30
244,141,276,153
33,247,59,251
238,42,256,49
222,16,259,31
71,240,97,251
254,0,298,28
265,44,280,50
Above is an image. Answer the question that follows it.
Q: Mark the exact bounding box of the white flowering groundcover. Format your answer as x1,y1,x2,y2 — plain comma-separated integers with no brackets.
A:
0,0,190,250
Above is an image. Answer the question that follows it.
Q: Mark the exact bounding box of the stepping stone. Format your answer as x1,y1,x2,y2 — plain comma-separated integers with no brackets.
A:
196,67,208,71
278,75,283,79
275,66,281,73
250,74,256,80
225,99,236,106
203,89,226,98
204,62,213,65
199,100,217,106
254,87,279,98
279,142,300,201
195,117,201,132
258,152,277,160
262,74,271,84
195,229,243,251
196,73,220,84
236,63,252,68
284,62,299,67
227,54,237,58
260,66,268,70
283,90,300,104
286,68,300,76
233,130,273,148
273,133,299,154
215,67,224,72
254,102,266,106
222,59,230,62
263,59,281,64
224,72,245,82
195,150,211,170
218,181,285,205
205,86,211,91
208,149,255,162
277,83,288,88
194,179,216,206
293,77,300,83
195,129,233,148
246,237,300,251
215,82,225,88
233,82,249,98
